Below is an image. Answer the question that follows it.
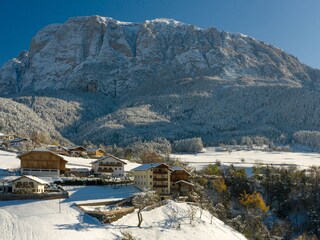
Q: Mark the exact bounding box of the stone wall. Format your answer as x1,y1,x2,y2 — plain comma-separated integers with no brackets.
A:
0,191,68,201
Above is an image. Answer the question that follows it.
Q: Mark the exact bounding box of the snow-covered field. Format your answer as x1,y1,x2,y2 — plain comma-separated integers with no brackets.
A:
172,147,320,171
0,185,246,240
0,150,19,170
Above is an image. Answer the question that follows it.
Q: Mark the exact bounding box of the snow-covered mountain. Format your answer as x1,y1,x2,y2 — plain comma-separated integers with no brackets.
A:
0,16,318,95
1,16,320,144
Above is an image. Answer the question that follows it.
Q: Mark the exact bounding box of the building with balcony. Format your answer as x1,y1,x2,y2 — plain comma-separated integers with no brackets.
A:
132,163,173,195
91,155,127,177
170,166,193,196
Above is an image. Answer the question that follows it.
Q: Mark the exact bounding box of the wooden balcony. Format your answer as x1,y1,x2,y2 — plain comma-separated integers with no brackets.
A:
153,170,167,174
97,168,114,173
99,163,122,167
153,185,168,188
153,177,168,181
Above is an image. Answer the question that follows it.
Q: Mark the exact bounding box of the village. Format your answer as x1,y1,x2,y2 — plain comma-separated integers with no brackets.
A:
0,131,200,232
2,131,320,239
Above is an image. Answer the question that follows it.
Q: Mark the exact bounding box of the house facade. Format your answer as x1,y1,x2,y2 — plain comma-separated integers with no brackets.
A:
171,166,193,196
47,145,70,156
67,146,87,157
91,155,126,177
132,163,172,195
0,133,15,142
11,175,48,194
86,148,106,158
18,149,68,177
8,137,28,147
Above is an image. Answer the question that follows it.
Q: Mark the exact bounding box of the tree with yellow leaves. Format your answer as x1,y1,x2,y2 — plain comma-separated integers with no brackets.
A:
239,191,269,213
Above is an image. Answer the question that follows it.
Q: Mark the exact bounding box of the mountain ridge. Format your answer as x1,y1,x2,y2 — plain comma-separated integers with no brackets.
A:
0,16,320,145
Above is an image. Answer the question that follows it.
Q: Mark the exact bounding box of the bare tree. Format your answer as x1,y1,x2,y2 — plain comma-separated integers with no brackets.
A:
132,190,160,228
187,204,197,224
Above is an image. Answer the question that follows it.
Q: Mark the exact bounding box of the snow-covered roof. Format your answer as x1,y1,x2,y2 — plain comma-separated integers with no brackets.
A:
91,155,127,164
67,146,86,151
11,175,49,185
86,148,104,152
172,166,191,175
132,163,172,171
174,180,194,186
32,148,51,152
9,137,28,143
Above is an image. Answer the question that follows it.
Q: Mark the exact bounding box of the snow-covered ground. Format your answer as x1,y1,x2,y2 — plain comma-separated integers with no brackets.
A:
171,147,320,171
0,150,19,169
0,186,246,240
112,201,246,240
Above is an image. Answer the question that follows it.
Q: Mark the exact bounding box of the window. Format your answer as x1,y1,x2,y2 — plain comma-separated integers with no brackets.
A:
150,175,152,178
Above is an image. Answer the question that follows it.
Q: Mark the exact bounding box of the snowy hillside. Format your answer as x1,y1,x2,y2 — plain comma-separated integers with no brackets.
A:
0,186,246,240
113,200,247,240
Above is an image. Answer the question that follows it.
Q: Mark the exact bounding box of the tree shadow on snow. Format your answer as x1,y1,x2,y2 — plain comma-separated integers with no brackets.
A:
62,185,139,203
55,210,104,231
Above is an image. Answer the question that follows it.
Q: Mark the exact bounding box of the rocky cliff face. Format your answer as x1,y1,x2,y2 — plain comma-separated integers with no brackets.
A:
0,16,317,96
1,16,320,145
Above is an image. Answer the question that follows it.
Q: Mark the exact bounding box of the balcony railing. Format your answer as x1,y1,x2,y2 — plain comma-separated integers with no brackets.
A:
153,185,168,188
98,168,114,172
98,163,122,167
153,170,167,174
153,177,168,181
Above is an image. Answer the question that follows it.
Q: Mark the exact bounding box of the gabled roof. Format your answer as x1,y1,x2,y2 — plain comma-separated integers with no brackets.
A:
172,166,191,175
174,180,194,186
12,175,49,185
86,148,105,152
10,137,28,143
47,145,69,151
18,148,68,162
67,146,87,151
91,155,127,164
132,163,173,171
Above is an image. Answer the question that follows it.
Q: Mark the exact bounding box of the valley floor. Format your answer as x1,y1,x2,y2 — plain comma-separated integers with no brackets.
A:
172,147,320,172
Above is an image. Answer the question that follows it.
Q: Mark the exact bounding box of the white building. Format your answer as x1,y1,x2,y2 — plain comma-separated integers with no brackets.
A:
91,155,127,177
132,163,172,195
11,175,48,194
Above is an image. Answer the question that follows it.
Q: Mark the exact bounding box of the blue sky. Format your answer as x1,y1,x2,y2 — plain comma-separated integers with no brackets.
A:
0,0,319,68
